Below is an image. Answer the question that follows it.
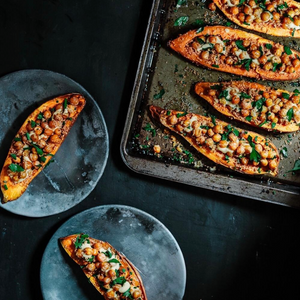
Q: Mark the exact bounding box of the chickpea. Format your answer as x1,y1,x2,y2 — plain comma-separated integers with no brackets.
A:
286,66,295,73
230,6,239,15
12,156,21,164
282,53,290,64
101,262,110,272
168,115,178,125
231,0,239,4
231,96,240,105
237,12,245,23
43,144,54,153
133,290,142,299
292,95,300,104
113,284,122,292
250,44,258,51
14,141,24,150
215,43,224,53
272,12,280,21
244,6,252,15
41,121,48,129
153,145,161,154
241,100,252,110
251,50,261,59
253,8,262,17
76,249,83,258
43,110,52,119
255,144,263,153
55,103,63,111
241,109,250,117
208,2,216,11
44,128,53,136
212,133,221,142
241,157,249,165
106,290,115,299
194,128,201,138
261,11,271,21
245,15,252,24
272,104,281,113
272,56,281,64
103,277,112,284
97,274,104,281
34,126,43,135
260,150,268,159
273,117,279,123
244,145,252,154
54,128,61,136
30,153,39,162
248,0,256,7
84,248,93,255
219,140,228,148
86,263,95,272
31,134,39,143
283,17,292,25
264,62,273,71
265,98,272,107
292,59,300,68
269,160,277,170
22,161,32,170
236,145,245,155
175,124,184,132
26,122,34,132
95,253,106,263
229,142,238,151
294,17,300,26
207,128,214,137
266,3,274,12
208,89,216,97
273,47,282,57
260,159,268,167
197,136,206,145
225,57,234,65
269,92,277,100
69,96,80,106
48,120,57,128
209,36,217,43
205,138,214,148
287,9,295,18
200,51,209,60
213,124,223,133
259,55,268,64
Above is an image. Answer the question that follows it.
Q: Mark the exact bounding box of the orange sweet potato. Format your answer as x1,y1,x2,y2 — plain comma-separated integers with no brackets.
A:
150,105,279,176
213,0,300,38
195,81,300,132
60,234,147,300
169,26,300,80
0,94,85,203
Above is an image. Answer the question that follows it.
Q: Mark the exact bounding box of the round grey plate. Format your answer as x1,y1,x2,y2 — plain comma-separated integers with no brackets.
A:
0,69,109,217
40,205,186,300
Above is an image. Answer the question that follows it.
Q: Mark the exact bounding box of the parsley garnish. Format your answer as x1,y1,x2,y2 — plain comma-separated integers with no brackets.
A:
287,159,300,173
252,97,266,111
174,16,189,27
102,250,112,258
4,184,8,190
282,92,290,99
265,43,272,50
292,28,296,37
210,114,216,126
123,288,133,298
10,153,17,160
26,132,31,141
196,37,205,45
212,64,219,68
287,107,294,121
284,46,292,55
235,40,247,51
108,258,120,264
111,276,126,286
8,164,24,172
37,113,43,120
63,98,68,110
247,136,261,162
74,234,89,249
176,0,187,7
32,145,44,156
245,116,252,122
240,92,251,99
259,120,268,127
271,122,276,129
153,89,165,99
280,147,288,158
14,137,21,141
30,120,36,128
176,112,187,118
143,123,156,137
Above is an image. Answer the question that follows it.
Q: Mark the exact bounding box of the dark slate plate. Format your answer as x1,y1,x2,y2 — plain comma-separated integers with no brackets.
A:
40,205,186,300
0,70,109,217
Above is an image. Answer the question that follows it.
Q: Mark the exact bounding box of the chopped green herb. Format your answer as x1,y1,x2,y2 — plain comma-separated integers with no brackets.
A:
8,164,24,172
30,120,36,128
10,153,17,160
63,98,68,110
284,45,292,55
123,288,133,298
212,64,219,68
111,276,126,286
40,156,46,163
245,116,252,122
32,145,44,156
74,234,89,249
292,28,296,37
287,107,294,121
282,92,290,99
14,137,21,141
240,92,251,99
252,97,266,111
210,114,216,126
247,136,261,162
4,184,8,190
176,0,187,7
259,120,268,127
174,16,189,27
235,40,247,51
237,0,245,6
277,2,288,10
280,147,288,158
102,250,112,258
167,111,171,116
26,132,31,141
37,113,43,120
243,22,250,25
218,89,229,99
272,62,282,72
108,258,120,264
265,43,272,50
196,26,204,34
176,112,187,118
143,123,156,137
211,84,223,90
153,89,165,99
271,122,276,129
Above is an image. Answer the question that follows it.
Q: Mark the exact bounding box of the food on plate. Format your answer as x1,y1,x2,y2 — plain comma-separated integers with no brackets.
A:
195,81,300,132
169,26,300,80
60,233,147,300
149,105,280,176
212,0,300,38
0,93,86,203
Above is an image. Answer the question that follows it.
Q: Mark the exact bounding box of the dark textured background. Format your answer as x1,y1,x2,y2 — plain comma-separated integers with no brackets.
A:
1,1,300,299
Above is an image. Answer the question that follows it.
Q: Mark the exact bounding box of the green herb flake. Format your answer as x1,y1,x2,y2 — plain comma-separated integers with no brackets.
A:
280,147,288,158
271,122,276,129
292,28,296,37
287,107,294,122
74,234,89,249
37,113,43,120
4,184,8,190
63,98,68,110
238,0,246,6
265,43,272,50
111,276,126,286
30,120,36,128
40,156,46,163
284,45,292,55
26,132,31,141
259,120,268,127
245,116,252,122
196,26,204,34
102,250,112,258
282,92,290,99
33,145,44,156
174,16,189,27
8,164,24,172
235,40,247,51
176,112,187,118
153,89,165,99
108,258,120,264
14,137,21,141
143,123,156,137
212,64,219,68
247,136,261,162
210,115,216,126
240,92,251,99
176,0,188,7
10,153,17,160
287,159,300,173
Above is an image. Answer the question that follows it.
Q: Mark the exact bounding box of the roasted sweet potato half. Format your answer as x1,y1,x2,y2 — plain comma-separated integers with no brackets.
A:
0,94,86,203
60,234,147,300
195,81,300,132
150,105,279,176
213,0,300,38
169,26,300,80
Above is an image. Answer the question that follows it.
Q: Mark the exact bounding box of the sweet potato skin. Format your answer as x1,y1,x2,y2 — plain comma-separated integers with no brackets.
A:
195,81,300,132
0,94,85,203
213,0,300,38
150,105,279,176
169,26,300,80
60,234,147,300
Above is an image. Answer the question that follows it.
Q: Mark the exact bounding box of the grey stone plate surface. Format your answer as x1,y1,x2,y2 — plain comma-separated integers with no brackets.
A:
0,69,109,217
40,205,186,300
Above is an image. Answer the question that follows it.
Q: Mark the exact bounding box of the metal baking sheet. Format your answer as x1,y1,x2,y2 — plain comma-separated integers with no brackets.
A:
121,0,300,208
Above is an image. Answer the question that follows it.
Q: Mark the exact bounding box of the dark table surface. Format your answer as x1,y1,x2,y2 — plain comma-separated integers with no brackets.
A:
1,1,300,299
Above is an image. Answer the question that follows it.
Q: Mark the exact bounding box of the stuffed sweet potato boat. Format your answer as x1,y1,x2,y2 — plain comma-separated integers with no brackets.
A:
195,81,300,132
213,0,300,37
150,105,280,176
169,26,300,80
60,234,147,300
0,93,86,203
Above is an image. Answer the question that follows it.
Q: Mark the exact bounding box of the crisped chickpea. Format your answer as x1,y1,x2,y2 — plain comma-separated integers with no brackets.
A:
283,17,292,25
43,110,52,119
43,144,54,153
272,12,280,21
266,3,274,12
258,55,268,64
230,6,239,15
34,126,43,135
237,12,245,22
22,161,32,170
209,36,217,43
133,290,142,299
286,66,295,73
241,109,250,117
168,115,178,125
260,159,268,167
208,89,216,97
248,0,256,7
212,133,221,143
101,262,110,272
26,122,34,132
208,2,216,11
251,50,261,59
30,153,39,162
240,157,249,165
197,136,206,145
229,142,238,151
292,59,300,68
231,96,240,104
194,128,201,138
281,54,290,64
271,104,281,113
69,96,80,106
244,145,252,154
14,141,24,150
272,47,282,57
44,128,53,136
261,11,271,21
265,98,273,107
243,6,252,15
264,62,273,71
106,290,115,299
218,140,228,148
245,15,252,24
225,57,234,65
255,144,263,153
200,51,209,60
294,17,300,26
236,145,245,155
86,263,95,272
96,253,107,262
241,100,252,110
269,159,277,170
207,129,214,137
215,43,224,53
205,138,214,148
113,284,122,292
292,95,300,104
